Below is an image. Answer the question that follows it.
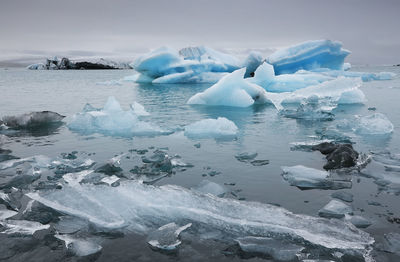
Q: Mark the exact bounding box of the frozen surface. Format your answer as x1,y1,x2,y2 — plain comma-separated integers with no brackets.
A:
236,236,304,261
184,117,238,138
267,40,351,74
147,222,191,251
55,234,102,256
187,68,268,107
68,96,164,136
27,180,373,252
281,165,351,189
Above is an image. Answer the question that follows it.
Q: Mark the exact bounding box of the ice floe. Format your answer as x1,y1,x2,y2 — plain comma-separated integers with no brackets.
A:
318,200,353,218
68,96,165,136
355,113,394,135
0,219,50,235
55,234,102,256
184,117,238,138
147,222,191,251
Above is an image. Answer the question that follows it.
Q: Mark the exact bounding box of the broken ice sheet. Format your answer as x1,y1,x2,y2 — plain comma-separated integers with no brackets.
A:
236,236,304,261
147,222,191,251
318,200,353,218
0,220,50,235
281,165,352,190
55,234,102,256
192,180,228,197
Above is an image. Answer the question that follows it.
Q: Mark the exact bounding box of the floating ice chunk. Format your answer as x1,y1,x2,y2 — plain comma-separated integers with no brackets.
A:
235,152,258,162
0,155,51,170
147,222,191,251
381,232,400,255
0,208,18,220
0,220,50,235
187,68,268,107
355,113,394,135
100,175,120,186
55,216,88,234
281,165,351,189
309,68,396,81
346,215,371,228
193,180,228,197
55,234,102,256
331,191,353,202
318,200,353,218
184,117,238,138
265,77,365,111
250,63,334,93
27,63,46,70
68,96,164,136
0,111,65,130
27,180,373,252
236,236,304,261
130,102,150,116
63,170,94,186
152,71,227,84
343,62,351,71
267,40,351,74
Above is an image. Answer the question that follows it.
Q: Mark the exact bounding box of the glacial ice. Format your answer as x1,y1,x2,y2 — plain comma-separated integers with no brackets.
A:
0,208,18,220
307,68,396,82
147,222,192,251
0,111,65,130
184,117,238,138
281,165,351,189
26,63,46,70
266,40,351,75
187,68,268,107
193,180,228,197
55,234,102,256
0,219,50,235
68,96,164,136
346,215,371,229
318,200,353,218
355,113,394,135
27,180,374,252
236,236,304,261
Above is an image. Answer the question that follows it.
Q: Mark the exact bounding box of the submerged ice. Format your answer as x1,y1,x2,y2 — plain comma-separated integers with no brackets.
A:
68,96,164,136
27,180,373,253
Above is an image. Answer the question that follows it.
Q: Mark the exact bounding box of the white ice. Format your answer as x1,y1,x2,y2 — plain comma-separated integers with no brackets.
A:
67,96,164,136
184,117,238,138
55,234,102,256
318,200,353,218
355,113,394,135
147,222,192,251
192,180,228,197
27,180,373,252
0,219,50,235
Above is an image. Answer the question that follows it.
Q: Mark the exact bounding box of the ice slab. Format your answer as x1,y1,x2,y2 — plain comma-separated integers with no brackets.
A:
147,222,191,251
347,215,371,228
281,165,351,190
193,180,228,197
68,96,165,137
55,234,102,256
308,68,396,81
318,200,353,218
187,68,268,107
236,236,304,261
27,180,373,252
0,219,50,235
331,191,354,202
355,113,394,135
267,40,350,75
184,117,238,138
0,209,18,220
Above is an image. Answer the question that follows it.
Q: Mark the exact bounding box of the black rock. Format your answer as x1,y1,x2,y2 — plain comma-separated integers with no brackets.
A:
311,142,359,170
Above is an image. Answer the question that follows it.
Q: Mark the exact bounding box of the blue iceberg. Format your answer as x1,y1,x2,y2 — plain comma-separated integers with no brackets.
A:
267,40,351,74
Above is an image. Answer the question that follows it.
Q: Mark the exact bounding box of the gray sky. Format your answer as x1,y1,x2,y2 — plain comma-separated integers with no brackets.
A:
1,0,399,65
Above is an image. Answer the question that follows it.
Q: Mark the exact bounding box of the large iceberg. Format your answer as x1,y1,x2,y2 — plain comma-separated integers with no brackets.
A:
267,40,351,74
67,97,164,136
128,46,262,84
27,180,374,253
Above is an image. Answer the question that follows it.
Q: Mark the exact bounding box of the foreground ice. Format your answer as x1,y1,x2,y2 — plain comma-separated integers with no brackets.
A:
266,40,351,74
187,68,268,107
184,117,238,138
281,165,351,189
68,97,164,136
318,200,353,218
147,222,191,251
236,236,304,261
55,234,102,256
0,219,50,235
27,180,373,253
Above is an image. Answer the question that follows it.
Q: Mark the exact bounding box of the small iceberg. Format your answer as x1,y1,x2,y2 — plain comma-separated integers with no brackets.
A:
147,222,192,251
318,200,353,218
184,117,238,138
55,234,102,256
0,219,50,235
67,97,165,137
355,113,394,135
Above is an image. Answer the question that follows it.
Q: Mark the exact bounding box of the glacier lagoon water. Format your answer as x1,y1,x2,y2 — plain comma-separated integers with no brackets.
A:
0,66,400,261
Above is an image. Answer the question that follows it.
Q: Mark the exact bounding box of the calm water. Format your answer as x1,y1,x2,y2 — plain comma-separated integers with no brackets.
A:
0,66,400,261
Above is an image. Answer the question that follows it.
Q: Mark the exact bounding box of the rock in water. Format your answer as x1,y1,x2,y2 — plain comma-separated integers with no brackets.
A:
147,222,192,251
311,142,359,170
236,236,304,261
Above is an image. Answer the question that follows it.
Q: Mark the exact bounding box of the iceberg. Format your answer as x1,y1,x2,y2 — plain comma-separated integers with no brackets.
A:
67,97,165,136
184,117,238,138
0,111,65,130
281,165,351,190
0,219,50,235
267,40,351,74
187,68,268,107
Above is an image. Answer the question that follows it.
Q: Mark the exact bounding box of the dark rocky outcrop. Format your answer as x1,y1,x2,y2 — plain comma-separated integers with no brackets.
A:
311,142,359,170
28,57,132,70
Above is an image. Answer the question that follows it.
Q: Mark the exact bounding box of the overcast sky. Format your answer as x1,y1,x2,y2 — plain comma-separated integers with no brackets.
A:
1,0,399,64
